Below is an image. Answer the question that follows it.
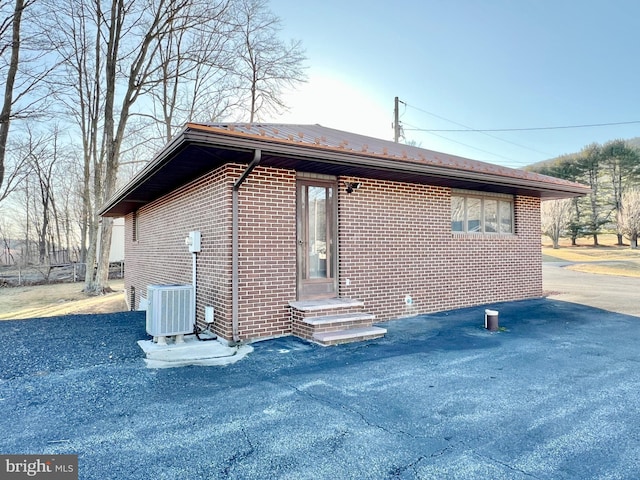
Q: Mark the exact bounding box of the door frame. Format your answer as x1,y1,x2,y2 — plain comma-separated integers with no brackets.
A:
296,176,338,300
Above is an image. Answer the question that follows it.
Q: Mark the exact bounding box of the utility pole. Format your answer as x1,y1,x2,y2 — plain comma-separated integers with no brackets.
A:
393,96,401,143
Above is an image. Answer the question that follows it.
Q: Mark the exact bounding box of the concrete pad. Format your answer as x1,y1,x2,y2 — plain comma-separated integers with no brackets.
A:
137,334,253,368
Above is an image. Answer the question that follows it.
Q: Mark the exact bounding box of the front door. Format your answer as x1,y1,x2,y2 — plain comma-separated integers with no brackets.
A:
297,179,337,300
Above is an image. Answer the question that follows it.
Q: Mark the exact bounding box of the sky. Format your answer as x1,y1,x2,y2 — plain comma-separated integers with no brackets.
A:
266,0,640,168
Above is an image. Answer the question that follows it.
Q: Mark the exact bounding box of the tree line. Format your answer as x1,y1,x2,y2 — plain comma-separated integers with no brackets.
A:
531,139,640,248
0,0,305,290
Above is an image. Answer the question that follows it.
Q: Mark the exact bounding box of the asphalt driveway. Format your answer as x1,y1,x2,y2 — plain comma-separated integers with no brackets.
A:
543,261,640,317
2,296,640,479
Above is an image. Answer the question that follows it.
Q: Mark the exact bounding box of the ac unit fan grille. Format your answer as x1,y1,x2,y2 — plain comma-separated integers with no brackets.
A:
146,285,194,337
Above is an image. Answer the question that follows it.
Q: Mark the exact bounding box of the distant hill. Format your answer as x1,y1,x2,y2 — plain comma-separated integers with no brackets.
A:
527,137,640,172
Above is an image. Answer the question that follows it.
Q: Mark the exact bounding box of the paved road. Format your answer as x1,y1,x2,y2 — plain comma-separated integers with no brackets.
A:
543,262,640,317
2,291,640,479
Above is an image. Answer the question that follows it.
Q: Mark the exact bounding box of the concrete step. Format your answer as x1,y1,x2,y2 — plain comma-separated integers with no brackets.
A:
312,326,387,346
289,298,365,312
304,312,376,326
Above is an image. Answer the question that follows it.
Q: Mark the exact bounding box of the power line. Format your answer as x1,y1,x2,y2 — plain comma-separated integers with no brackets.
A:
403,122,519,164
402,102,552,158
404,118,640,133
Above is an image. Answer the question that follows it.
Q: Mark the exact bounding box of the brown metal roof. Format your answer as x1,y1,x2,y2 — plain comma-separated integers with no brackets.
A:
100,122,590,217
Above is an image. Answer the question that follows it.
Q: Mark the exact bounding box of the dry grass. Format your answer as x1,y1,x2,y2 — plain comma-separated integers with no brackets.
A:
542,234,640,277
0,280,127,320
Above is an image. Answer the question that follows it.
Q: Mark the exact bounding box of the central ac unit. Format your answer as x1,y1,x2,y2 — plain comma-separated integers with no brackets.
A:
146,284,194,339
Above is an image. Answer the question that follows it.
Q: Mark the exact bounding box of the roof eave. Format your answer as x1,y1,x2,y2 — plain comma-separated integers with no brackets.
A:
181,128,591,197
99,125,590,217
99,127,189,217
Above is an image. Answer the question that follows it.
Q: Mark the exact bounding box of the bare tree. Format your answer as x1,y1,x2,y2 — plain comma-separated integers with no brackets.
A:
233,0,306,122
55,148,84,263
92,0,249,293
47,0,228,293
0,0,26,198
31,151,53,263
601,140,640,245
620,188,640,249
22,125,64,264
0,216,16,265
0,0,60,202
541,199,573,249
146,0,238,142
0,136,30,203
1,0,308,293
4,124,81,273
44,0,102,273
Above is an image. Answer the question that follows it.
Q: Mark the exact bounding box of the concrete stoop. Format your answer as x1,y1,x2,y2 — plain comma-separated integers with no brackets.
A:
137,334,253,368
312,326,388,346
290,298,387,346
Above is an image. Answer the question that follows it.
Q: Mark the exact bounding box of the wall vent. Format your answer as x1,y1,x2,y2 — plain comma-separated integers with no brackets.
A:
146,284,194,337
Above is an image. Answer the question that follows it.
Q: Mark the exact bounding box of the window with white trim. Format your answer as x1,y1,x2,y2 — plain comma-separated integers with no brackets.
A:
451,192,514,234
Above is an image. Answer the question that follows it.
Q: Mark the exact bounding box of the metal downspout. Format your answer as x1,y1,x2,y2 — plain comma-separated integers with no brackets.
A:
232,149,262,344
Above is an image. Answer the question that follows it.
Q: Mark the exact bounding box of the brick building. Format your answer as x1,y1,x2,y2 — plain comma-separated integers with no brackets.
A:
100,123,589,345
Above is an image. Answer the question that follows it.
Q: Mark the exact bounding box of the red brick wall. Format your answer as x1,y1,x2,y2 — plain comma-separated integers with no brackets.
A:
125,164,234,338
124,164,296,342
338,177,542,320
235,167,297,340
125,165,542,342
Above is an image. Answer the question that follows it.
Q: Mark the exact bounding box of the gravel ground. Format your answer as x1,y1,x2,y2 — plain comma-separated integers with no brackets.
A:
2,293,640,479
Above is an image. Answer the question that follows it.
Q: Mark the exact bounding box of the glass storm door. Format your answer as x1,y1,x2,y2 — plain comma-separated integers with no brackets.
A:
297,180,337,300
